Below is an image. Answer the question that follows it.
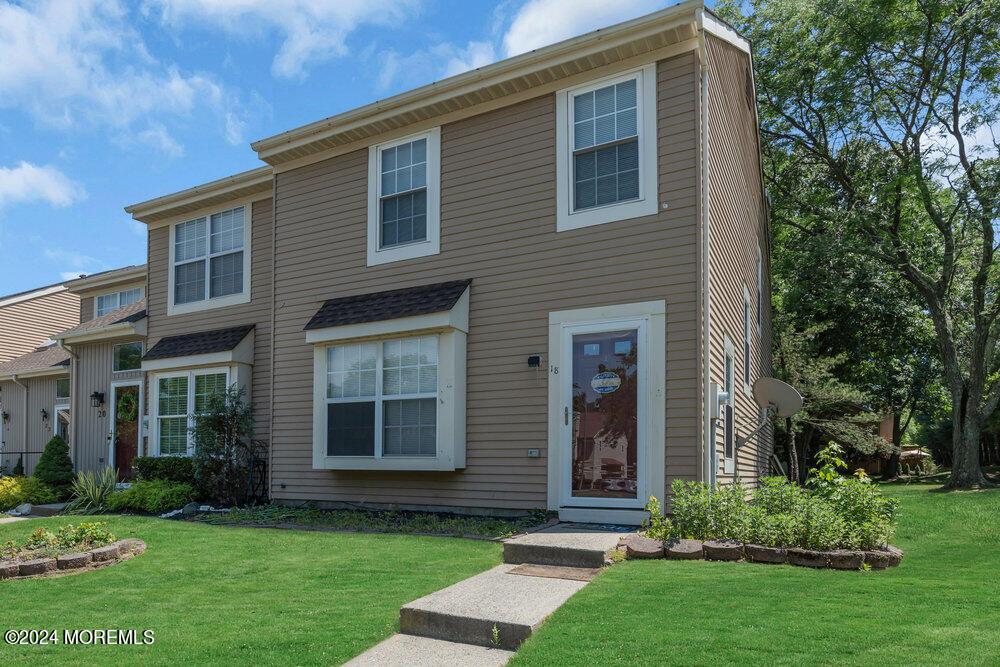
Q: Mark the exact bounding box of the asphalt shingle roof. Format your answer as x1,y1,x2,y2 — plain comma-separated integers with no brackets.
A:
143,324,254,361
0,344,71,378
303,279,472,331
53,298,146,338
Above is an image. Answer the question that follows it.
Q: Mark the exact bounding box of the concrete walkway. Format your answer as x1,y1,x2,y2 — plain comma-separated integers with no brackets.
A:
346,524,629,666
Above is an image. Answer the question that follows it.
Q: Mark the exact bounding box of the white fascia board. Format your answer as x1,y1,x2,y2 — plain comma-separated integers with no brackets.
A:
0,285,66,309
305,287,470,344
141,330,254,372
698,9,751,54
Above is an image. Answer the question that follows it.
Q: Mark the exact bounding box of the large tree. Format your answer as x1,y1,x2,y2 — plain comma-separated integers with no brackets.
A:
721,0,1000,488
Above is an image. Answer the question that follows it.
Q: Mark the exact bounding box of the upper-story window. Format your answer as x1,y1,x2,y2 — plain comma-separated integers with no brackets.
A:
367,128,441,266
96,287,142,317
55,378,70,400
556,64,658,232
169,205,251,315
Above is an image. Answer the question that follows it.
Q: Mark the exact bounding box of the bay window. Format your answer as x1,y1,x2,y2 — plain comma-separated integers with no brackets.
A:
169,204,250,314
153,368,229,456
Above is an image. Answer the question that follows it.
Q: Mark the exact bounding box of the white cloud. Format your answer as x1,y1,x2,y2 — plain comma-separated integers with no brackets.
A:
151,0,423,79
502,0,664,57
137,123,185,158
0,162,86,209
0,0,247,154
44,247,107,281
378,41,498,91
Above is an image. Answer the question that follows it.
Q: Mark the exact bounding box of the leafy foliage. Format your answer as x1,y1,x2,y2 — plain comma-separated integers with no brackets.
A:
0,475,57,511
642,496,673,541
106,480,197,514
6,521,116,561
33,435,74,497
133,456,196,485
191,384,263,506
65,467,119,514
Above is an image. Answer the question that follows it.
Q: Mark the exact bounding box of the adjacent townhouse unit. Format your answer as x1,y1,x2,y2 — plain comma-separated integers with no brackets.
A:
125,1,772,524
0,281,81,474
0,266,146,477
51,266,148,481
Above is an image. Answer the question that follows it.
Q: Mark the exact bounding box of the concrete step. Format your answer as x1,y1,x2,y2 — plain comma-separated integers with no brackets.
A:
503,524,627,568
399,564,588,651
345,634,513,666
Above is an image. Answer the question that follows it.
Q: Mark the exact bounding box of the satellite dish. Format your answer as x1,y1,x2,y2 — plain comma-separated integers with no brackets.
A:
752,377,803,418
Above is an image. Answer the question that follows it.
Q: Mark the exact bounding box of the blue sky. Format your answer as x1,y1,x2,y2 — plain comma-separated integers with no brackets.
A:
0,0,678,295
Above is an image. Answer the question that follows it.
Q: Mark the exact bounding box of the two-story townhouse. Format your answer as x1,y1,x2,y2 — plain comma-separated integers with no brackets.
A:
0,282,80,473
51,265,148,479
126,1,772,523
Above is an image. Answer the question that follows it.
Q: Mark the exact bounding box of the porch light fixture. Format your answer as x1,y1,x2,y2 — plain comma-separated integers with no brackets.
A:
40,408,49,421
2,411,8,422
90,391,105,408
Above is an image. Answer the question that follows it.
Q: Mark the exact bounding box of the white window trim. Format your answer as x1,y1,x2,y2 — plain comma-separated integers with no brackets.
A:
55,377,71,401
112,341,144,374
53,403,70,442
555,63,658,232
366,128,441,266
757,245,765,332
95,286,144,318
723,337,736,475
149,366,230,457
743,285,753,396
167,202,252,316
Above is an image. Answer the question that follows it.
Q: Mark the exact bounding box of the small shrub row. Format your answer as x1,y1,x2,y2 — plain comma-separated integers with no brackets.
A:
646,473,898,552
106,480,198,514
0,476,57,512
133,456,196,484
1,522,116,561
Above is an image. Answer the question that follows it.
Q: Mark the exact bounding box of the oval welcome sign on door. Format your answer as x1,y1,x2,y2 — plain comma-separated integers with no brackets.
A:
591,371,622,394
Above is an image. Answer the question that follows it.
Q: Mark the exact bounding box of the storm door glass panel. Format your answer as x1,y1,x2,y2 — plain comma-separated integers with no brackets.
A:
570,329,638,499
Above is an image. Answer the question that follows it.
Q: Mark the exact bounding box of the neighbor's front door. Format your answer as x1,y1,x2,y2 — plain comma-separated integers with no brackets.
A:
563,320,646,508
113,384,140,481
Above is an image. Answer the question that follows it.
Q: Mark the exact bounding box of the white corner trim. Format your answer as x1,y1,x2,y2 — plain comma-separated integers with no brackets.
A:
167,201,253,316
305,287,470,345
555,63,659,232
141,330,254,372
366,127,441,267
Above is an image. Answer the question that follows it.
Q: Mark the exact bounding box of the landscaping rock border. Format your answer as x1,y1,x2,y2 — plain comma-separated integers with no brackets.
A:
621,536,902,571
0,539,146,581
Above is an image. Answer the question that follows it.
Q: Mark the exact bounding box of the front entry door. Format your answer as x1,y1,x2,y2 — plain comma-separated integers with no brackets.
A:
112,384,140,481
561,319,647,509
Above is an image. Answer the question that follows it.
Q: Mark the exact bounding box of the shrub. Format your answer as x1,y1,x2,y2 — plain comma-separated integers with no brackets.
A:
65,467,118,514
133,456,196,484
191,384,263,506
12,456,24,476
106,479,197,514
0,475,57,511
9,522,115,559
799,496,848,551
712,482,752,541
642,496,673,541
33,435,74,497
753,476,806,515
670,480,714,539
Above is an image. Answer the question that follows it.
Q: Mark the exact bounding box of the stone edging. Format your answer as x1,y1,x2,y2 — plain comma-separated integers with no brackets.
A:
619,534,903,571
0,539,146,581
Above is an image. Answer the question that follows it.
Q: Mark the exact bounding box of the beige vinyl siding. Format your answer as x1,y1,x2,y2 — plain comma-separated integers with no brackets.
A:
69,337,145,474
146,198,273,442
269,51,700,510
0,375,66,475
706,35,773,485
0,289,80,363
81,296,94,323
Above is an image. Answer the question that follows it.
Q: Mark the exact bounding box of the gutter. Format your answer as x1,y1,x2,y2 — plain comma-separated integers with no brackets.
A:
696,10,717,486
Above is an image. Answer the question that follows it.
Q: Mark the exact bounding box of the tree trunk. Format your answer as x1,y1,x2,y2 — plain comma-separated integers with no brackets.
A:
946,388,989,489
883,412,902,480
786,417,798,483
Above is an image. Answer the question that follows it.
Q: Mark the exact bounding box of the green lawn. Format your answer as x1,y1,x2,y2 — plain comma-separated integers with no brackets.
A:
0,517,500,665
513,484,1000,666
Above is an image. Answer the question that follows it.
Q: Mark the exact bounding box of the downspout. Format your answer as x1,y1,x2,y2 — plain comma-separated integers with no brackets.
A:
696,10,716,486
11,375,28,464
57,340,79,464
268,176,277,499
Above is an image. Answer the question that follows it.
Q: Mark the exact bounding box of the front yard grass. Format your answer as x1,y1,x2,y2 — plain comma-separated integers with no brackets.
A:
0,516,499,665
513,483,1000,666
